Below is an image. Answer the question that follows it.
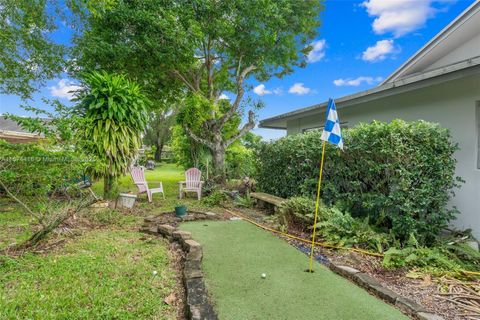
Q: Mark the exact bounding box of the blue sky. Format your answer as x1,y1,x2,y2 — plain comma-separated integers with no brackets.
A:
0,0,475,140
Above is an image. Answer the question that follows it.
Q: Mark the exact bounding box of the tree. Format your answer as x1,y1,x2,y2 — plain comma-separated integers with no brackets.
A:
73,0,322,182
144,110,175,161
169,0,322,181
74,71,149,198
0,0,65,99
73,0,186,163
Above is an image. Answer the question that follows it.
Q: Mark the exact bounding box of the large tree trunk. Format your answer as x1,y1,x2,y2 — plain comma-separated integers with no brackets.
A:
154,142,164,162
211,142,226,183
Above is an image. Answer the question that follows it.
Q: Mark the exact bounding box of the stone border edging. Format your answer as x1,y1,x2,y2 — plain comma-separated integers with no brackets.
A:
328,263,444,320
141,216,218,320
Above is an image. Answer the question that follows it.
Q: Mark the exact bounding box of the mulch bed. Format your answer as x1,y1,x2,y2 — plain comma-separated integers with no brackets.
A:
234,206,480,320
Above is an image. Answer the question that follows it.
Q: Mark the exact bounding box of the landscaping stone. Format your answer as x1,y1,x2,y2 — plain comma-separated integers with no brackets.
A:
184,266,203,280
140,225,158,235
186,278,208,305
371,285,400,304
144,215,159,223
395,297,427,315
329,264,360,279
352,272,382,290
158,224,176,236
173,230,192,241
189,304,218,320
184,239,202,252
186,250,203,262
205,212,216,216
182,215,196,221
416,312,445,320
185,260,202,270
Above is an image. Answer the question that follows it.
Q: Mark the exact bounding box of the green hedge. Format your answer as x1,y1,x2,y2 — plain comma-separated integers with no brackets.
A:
256,120,462,245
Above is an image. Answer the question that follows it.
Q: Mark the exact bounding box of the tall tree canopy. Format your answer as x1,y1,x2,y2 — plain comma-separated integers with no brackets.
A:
73,0,322,181
0,0,65,99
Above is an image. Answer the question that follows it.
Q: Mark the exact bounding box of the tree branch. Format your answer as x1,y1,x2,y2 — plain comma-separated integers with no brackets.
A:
218,64,256,129
184,126,215,150
225,110,256,147
171,70,198,93
0,178,46,227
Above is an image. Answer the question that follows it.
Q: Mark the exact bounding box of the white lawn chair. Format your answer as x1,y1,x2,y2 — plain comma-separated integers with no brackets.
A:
130,166,164,202
178,168,204,200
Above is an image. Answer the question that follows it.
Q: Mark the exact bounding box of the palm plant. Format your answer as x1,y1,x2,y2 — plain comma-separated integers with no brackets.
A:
75,71,149,198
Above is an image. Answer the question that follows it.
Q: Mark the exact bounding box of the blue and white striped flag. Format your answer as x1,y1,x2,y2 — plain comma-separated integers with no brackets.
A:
321,99,343,150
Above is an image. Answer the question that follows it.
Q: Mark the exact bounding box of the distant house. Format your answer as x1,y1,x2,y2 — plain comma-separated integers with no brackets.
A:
260,2,480,238
0,116,45,144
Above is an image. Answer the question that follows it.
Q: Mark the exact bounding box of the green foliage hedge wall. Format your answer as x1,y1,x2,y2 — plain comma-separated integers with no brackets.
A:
256,120,462,245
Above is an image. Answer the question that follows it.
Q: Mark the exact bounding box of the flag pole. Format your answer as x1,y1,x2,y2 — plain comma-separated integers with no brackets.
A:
308,140,327,272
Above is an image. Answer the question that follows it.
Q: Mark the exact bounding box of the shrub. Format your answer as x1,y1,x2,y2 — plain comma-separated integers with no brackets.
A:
201,190,229,207
0,141,97,248
257,120,461,246
279,196,392,252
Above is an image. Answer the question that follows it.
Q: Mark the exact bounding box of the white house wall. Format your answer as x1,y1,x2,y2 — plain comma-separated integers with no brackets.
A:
286,74,480,238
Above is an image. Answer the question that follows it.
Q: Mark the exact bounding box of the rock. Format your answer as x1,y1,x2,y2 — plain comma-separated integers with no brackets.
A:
172,230,192,241
189,304,218,320
352,272,382,290
184,239,202,252
185,260,202,270
139,225,158,235
186,278,208,305
144,215,159,223
184,267,203,280
186,250,203,262
158,224,176,236
371,285,400,304
329,264,360,279
395,297,427,315
205,212,216,216
416,312,445,320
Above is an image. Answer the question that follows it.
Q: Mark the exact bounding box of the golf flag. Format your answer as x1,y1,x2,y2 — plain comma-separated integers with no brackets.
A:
321,99,343,150
308,98,343,273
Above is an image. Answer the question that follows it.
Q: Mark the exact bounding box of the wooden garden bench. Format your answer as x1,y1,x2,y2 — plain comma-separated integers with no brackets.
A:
250,192,286,213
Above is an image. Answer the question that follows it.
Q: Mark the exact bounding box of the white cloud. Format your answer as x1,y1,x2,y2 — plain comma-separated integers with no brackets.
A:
49,79,81,100
219,93,229,100
288,83,311,95
253,84,282,96
253,84,271,96
307,39,326,63
362,0,450,37
362,39,397,62
333,76,383,86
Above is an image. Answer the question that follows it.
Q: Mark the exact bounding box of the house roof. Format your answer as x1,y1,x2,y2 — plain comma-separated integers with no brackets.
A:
0,116,45,143
384,1,480,83
260,1,480,130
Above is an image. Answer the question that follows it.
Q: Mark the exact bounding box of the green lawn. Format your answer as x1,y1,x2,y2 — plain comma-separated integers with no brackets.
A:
0,163,196,319
0,230,177,319
92,163,213,214
181,220,409,320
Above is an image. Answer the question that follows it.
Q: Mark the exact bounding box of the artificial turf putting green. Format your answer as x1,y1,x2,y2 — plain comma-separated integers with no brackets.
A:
180,220,409,320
